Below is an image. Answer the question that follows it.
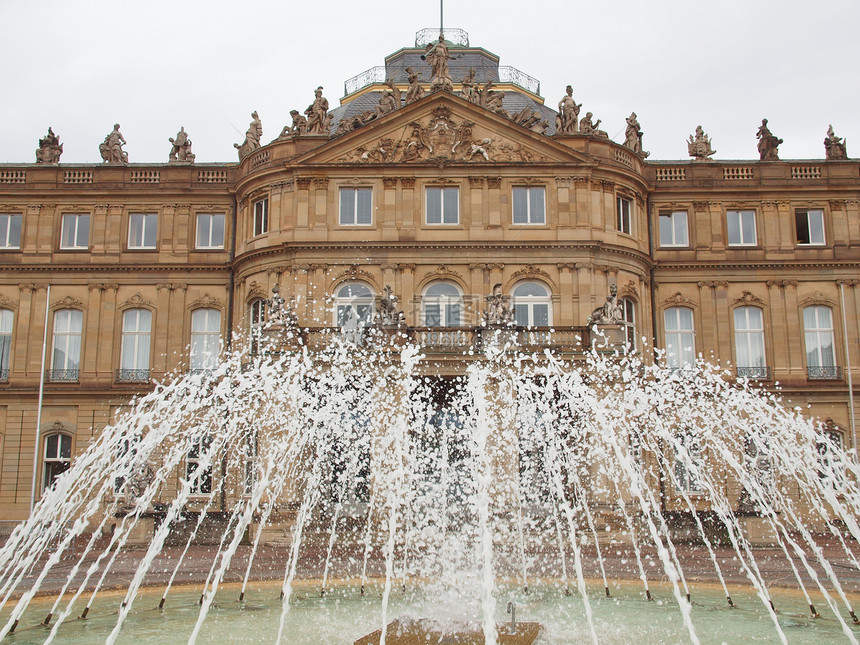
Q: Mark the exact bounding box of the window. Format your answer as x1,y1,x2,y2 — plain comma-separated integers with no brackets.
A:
513,187,546,225
664,307,695,368
43,433,72,490
186,435,213,494
426,187,459,225
249,298,267,355
817,428,844,483
339,187,373,226
804,305,838,379
334,283,374,328
658,211,688,247
620,297,636,349
734,307,767,378
128,213,157,249
674,431,702,494
253,198,269,236
616,197,632,234
119,309,152,381
423,282,463,327
51,309,82,380
512,282,551,327
60,213,89,249
727,210,757,246
0,309,11,380
190,309,221,370
0,213,21,249
196,213,225,249
796,209,825,245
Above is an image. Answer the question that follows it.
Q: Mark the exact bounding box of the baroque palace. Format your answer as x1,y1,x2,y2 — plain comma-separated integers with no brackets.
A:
0,28,857,521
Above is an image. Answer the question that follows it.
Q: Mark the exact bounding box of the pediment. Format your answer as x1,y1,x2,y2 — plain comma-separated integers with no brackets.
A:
293,93,593,167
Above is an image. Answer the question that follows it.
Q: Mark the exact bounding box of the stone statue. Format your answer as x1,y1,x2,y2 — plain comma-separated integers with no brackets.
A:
587,284,624,326
99,123,128,164
267,285,297,328
556,85,582,134
168,126,195,163
376,285,405,326
687,125,716,161
578,112,603,136
304,87,329,134
376,90,398,117
459,68,480,104
756,118,782,161
484,283,514,326
234,111,262,160
280,110,308,138
824,124,848,160
404,67,425,105
35,127,63,163
422,35,455,93
623,112,644,154
480,80,508,117
127,460,155,505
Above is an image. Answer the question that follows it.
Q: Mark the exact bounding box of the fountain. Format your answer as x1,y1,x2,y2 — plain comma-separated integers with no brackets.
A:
1,317,859,644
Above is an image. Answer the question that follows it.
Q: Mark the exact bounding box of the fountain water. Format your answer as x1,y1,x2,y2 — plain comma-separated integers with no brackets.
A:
1,324,859,644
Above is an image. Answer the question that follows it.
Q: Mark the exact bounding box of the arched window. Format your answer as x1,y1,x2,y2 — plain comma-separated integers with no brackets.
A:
0,308,12,380
334,283,374,328
804,305,837,379
512,282,551,327
734,306,767,378
120,309,152,381
620,297,636,349
664,307,695,368
43,433,72,490
51,309,83,381
190,309,221,371
186,434,213,495
422,282,463,327
248,298,267,355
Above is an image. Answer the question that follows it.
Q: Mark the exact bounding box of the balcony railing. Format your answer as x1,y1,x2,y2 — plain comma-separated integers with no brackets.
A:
808,365,842,380
48,369,79,382
116,369,151,383
737,366,771,380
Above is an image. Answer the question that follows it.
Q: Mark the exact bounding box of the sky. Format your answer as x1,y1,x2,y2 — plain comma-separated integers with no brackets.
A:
1,0,858,164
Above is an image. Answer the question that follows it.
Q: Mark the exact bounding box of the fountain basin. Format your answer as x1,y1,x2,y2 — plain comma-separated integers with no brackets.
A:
354,619,541,644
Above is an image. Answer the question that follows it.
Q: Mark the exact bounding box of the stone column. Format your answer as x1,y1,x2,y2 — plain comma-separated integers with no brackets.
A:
292,265,310,323
783,281,802,379
16,284,37,378
382,177,398,241
555,177,572,230
489,263,505,292
767,280,789,382
487,177,502,231
575,263,593,324
295,178,312,230
712,281,730,366
84,285,103,379
309,264,328,325
572,176,590,228
399,177,416,239
557,263,576,325
22,205,41,256
469,176,484,233
154,284,173,374
97,284,118,377
399,264,416,324
313,178,329,231
469,263,488,324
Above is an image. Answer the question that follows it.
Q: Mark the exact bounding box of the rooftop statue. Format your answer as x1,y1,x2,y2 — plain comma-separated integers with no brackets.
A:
484,283,514,326
623,112,646,156
459,68,480,104
99,123,128,164
479,80,508,118
756,118,782,161
304,86,330,134
587,284,624,326
376,285,405,326
578,112,606,138
824,124,848,160
687,125,716,161
404,67,426,105
556,85,582,134
422,34,455,93
168,126,195,163
35,127,63,163
280,110,308,138
234,111,262,160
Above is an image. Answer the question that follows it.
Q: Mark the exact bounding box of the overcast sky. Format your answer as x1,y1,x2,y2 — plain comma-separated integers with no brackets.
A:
1,0,858,164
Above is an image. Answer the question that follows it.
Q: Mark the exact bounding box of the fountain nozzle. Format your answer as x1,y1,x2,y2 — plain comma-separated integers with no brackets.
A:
506,600,516,633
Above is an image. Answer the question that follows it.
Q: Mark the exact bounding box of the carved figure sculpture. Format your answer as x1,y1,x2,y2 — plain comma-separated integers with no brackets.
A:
578,112,602,136
304,87,329,134
35,127,63,163
467,138,492,161
127,461,155,505
687,125,716,161
280,110,308,138
459,68,480,104
99,124,128,164
376,90,398,117
824,124,848,160
624,112,643,154
587,284,624,326
756,118,782,161
168,126,195,163
556,85,582,134
480,80,508,117
376,285,405,326
484,283,514,326
234,111,262,160
267,285,298,328
404,67,425,105
422,35,455,93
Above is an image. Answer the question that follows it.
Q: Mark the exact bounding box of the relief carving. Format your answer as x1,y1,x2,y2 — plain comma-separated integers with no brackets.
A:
664,292,696,307
188,293,223,310
35,128,63,163
121,293,154,309
733,291,765,307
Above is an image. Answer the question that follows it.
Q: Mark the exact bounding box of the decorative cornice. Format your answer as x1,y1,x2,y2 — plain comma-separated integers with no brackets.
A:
663,292,696,307
52,294,86,310
697,280,728,289
296,178,312,190
382,177,398,189
0,294,18,310
468,176,484,188
313,178,329,189
120,292,154,309
486,177,501,188
188,293,224,310
399,177,416,189
732,290,766,307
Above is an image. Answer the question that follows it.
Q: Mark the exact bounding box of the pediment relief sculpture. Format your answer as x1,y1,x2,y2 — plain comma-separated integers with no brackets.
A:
733,291,765,307
121,293,154,309
338,106,547,165
189,293,223,310
246,280,267,302
0,295,17,311
663,292,696,307
53,295,85,310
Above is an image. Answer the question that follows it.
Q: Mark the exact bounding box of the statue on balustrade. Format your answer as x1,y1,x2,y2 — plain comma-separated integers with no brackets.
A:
234,111,262,160
623,112,645,155
480,80,508,118
35,127,63,163
422,35,455,93
376,285,406,326
578,112,606,138
556,85,582,134
587,284,624,326
304,86,330,134
267,284,298,329
756,118,782,160
484,283,514,326
459,68,480,104
824,124,848,160
404,67,426,105
168,126,195,163
687,125,716,161
280,110,308,138
99,123,128,164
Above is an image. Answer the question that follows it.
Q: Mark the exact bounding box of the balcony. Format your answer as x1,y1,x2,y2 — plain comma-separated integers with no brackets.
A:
736,366,771,380
116,369,151,383
47,369,79,382
807,365,842,380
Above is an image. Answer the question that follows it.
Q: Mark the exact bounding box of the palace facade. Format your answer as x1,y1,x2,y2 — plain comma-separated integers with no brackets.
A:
0,29,857,521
